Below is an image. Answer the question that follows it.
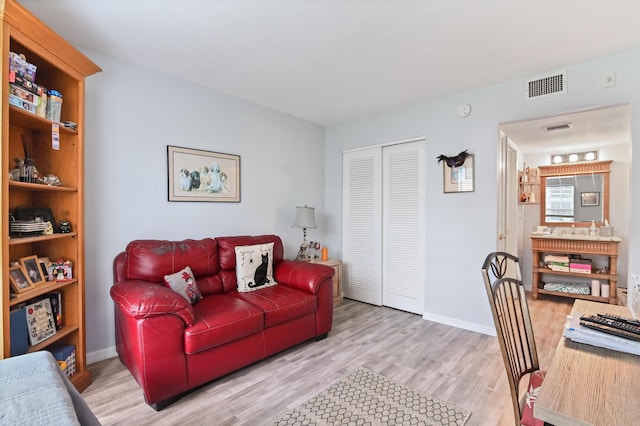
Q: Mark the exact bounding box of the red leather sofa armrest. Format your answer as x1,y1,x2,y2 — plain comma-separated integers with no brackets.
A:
274,260,335,294
110,280,195,326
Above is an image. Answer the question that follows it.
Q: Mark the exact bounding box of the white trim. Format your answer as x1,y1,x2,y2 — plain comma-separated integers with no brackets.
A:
342,136,426,154
87,346,117,365
422,312,496,336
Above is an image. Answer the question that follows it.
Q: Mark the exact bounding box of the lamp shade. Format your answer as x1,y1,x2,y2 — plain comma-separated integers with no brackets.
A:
293,206,317,229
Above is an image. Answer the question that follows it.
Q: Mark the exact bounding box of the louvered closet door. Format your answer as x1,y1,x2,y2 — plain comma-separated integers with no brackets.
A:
382,141,425,314
342,140,425,312
342,148,383,305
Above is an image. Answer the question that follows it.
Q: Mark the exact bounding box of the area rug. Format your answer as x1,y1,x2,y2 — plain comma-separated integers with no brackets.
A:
273,367,471,425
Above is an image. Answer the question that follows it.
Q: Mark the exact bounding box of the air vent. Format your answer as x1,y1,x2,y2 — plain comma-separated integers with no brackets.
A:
543,123,573,132
525,69,567,100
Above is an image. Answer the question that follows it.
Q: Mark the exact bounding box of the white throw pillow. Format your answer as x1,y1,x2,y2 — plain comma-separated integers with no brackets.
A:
234,242,278,292
163,266,203,304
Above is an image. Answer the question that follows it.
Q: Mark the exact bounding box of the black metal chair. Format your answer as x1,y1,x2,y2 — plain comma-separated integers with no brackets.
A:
481,252,548,426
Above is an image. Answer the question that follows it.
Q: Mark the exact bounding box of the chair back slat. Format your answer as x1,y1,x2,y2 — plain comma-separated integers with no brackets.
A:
481,252,540,426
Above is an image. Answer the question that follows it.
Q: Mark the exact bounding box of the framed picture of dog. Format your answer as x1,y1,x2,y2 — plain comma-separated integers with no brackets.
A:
167,145,241,202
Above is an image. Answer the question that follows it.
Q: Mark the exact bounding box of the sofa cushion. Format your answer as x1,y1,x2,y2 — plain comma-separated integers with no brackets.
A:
233,285,316,328
218,235,284,292
124,239,220,292
184,295,264,354
164,266,203,304
234,243,278,292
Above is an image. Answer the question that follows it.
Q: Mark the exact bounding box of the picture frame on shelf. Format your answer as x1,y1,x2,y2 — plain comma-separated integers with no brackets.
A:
581,191,600,207
24,298,57,346
9,264,34,293
20,255,46,286
167,145,241,203
38,257,51,281
443,154,475,193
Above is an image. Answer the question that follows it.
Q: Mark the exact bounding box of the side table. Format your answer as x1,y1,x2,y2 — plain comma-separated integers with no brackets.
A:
311,259,342,305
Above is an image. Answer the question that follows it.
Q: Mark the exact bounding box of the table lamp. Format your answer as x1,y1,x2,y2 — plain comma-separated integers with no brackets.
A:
293,205,317,261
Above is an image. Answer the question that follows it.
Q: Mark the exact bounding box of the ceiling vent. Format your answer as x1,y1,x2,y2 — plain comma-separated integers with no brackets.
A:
525,69,567,100
543,122,573,132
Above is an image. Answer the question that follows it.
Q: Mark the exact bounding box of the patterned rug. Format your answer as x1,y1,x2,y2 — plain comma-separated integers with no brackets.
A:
273,367,471,425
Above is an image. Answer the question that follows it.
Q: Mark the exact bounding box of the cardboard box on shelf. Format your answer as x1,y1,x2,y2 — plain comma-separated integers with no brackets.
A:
9,51,37,82
10,84,39,105
9,94,37,114
9,73,46,96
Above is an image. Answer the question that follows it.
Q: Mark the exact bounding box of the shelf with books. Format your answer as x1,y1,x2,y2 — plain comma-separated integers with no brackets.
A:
531,235,620,304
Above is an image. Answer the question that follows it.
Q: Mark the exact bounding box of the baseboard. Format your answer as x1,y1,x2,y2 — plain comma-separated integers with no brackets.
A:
422,312,496,336
87,346,117,365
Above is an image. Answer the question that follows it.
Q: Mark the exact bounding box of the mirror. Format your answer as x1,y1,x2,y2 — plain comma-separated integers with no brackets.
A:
539,160,611,227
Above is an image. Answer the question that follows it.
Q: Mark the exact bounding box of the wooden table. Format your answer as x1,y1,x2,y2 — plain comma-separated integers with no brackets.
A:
535,300,640,425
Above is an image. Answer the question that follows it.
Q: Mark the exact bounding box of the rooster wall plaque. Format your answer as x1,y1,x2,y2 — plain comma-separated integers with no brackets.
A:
436,149,469,168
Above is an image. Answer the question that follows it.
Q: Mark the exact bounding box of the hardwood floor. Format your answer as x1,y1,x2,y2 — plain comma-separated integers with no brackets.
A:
81,295,573,425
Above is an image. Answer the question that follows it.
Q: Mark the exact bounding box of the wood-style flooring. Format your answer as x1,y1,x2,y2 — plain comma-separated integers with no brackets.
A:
81,295,573,426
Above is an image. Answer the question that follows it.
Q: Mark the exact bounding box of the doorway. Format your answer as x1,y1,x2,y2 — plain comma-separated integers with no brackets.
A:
498,103,632,289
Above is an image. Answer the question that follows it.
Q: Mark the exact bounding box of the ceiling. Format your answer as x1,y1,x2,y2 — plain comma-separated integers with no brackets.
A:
500,103,632,154
19,0,640,127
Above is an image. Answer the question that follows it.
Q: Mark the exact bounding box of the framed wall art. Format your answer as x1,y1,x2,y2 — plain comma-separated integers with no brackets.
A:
581,192,600,207
167,145,241,202
443,154,475,193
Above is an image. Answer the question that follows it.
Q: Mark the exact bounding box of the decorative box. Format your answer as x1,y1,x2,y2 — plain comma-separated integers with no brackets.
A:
50,260,73,281
47,344,76,378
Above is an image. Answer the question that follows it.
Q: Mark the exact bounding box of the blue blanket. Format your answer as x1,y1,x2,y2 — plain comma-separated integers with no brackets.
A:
0,351,80,425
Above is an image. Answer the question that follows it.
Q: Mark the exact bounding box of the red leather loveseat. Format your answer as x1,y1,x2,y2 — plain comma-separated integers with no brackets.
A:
110,235,334,409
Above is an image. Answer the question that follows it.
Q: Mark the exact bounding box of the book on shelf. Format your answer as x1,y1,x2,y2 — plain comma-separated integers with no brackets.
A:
43,291,63,330
9,307,28,356
548,263,570,272
544,254,570,264
569,263,592,274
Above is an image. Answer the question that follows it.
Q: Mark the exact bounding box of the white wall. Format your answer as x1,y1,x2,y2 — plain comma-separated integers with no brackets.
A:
324,48,640,332
82,50,326,361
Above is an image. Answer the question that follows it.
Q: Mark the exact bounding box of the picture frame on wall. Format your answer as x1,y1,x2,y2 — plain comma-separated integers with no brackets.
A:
443,154,475,193
581,191,600,207
20,255,46,286
167,145,241,202
9,264,34,293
